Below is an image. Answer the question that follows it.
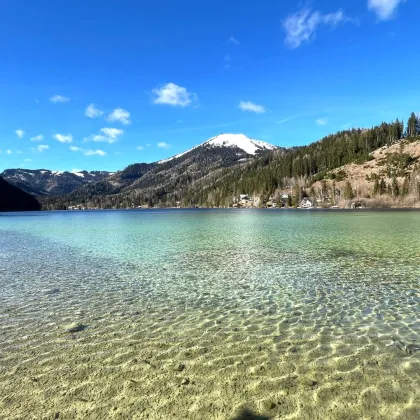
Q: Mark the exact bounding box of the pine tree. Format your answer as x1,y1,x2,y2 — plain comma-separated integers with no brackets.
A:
392,177,400,197
379,179,387,195
407,112,418,137
373,178,380,196
343,181,354,200
402,177,409,196
292,184,301,207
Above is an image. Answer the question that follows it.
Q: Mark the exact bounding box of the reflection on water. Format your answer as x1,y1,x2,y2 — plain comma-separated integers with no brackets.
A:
0,209,419,419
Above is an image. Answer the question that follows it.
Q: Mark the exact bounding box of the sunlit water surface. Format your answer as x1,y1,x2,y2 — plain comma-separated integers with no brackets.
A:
0,209,419,419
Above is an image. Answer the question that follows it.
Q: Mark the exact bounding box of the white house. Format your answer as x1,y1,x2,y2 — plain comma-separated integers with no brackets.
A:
300,198,313,208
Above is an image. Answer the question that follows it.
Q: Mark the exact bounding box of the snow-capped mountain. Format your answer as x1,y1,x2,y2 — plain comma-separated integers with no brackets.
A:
2,134,278,204
159,133,276,163
0,169,113,196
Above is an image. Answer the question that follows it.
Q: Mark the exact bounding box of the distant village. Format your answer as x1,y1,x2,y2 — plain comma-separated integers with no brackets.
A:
232,193,315,209
67,188,358,211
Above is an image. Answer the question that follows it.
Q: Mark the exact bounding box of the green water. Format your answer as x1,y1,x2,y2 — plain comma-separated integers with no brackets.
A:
0,209,419,419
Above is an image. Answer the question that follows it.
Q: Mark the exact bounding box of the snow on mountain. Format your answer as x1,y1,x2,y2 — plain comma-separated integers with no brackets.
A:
159,133,276,164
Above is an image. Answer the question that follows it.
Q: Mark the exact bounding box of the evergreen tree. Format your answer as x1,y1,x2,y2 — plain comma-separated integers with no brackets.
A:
373,178,380,196
292,184,301,207
343,181,354,200
391,177,400,197
407,112,418,137
402,177,409,196
379,179,387,195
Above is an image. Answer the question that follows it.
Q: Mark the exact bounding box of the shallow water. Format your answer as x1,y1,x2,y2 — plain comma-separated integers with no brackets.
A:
0,209,419,419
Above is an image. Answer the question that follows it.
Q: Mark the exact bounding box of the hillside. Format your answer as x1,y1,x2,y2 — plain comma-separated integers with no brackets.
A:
42,134,278,209
310,137,420,208
0,176,41,211
5,113,420,210
0,169,113,196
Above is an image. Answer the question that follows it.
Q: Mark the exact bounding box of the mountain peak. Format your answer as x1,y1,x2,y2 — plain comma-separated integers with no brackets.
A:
204,133,276,155
159,133,276,163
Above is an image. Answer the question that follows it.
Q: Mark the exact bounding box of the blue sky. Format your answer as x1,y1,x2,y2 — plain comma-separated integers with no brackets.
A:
0,0,419,172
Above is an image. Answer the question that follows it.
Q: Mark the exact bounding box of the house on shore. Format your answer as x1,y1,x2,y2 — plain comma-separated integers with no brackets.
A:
300,198,313,208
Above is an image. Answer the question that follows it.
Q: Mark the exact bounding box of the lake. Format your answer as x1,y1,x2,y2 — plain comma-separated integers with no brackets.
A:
0,209,419,419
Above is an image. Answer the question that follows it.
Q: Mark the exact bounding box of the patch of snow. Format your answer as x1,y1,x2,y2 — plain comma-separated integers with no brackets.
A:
158,133,276,164
40,170,49,174
72,172,85,178
52,171,63,176
206,134,276,155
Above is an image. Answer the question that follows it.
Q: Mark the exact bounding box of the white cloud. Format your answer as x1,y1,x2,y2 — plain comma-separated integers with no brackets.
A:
283,8,353,49
50,95,70,103
85,103,104,118
239,101,266,114
24,158,32,162
84,149,106,156
229,36,240,44
87,127,124,144
70,146,106,156
15,129,25,138
106,108,131,125
53,133,73,143
157,142,171,149
137,146,145,151
37,145,49,152
100,128,123,140
6,149,12,155
153,83,197,107
30,134,44,142
368,0,405,20
316,118,328,125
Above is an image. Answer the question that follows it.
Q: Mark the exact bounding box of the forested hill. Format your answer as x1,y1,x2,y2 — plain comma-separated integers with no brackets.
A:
0,176,41,211
42,112,420,209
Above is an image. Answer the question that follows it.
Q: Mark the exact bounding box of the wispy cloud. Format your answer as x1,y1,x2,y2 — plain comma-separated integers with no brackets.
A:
157,142,171,149
153,83,197,107
37,145,49,152
229,36,240,45
53,133,73,143
106,108,131,125
316,118,328,125
137,146,145,151
70,146,106,156
30,134,44,142
239,101,266,114
87,127,124,144
85,103,104,118
6,149,12,155
368,0,405,20
50,95,70,103
277,115,297,124
15,129,25,138
24,158,32,162
84,149,106,156
283,8,354,49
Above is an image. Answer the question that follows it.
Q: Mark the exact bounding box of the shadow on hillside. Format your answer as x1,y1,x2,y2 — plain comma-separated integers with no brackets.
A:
231,408,271,420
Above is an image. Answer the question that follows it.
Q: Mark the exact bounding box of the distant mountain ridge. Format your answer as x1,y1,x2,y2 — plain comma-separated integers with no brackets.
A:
0,169,113,197
1,134,277,208
30,133,278,209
